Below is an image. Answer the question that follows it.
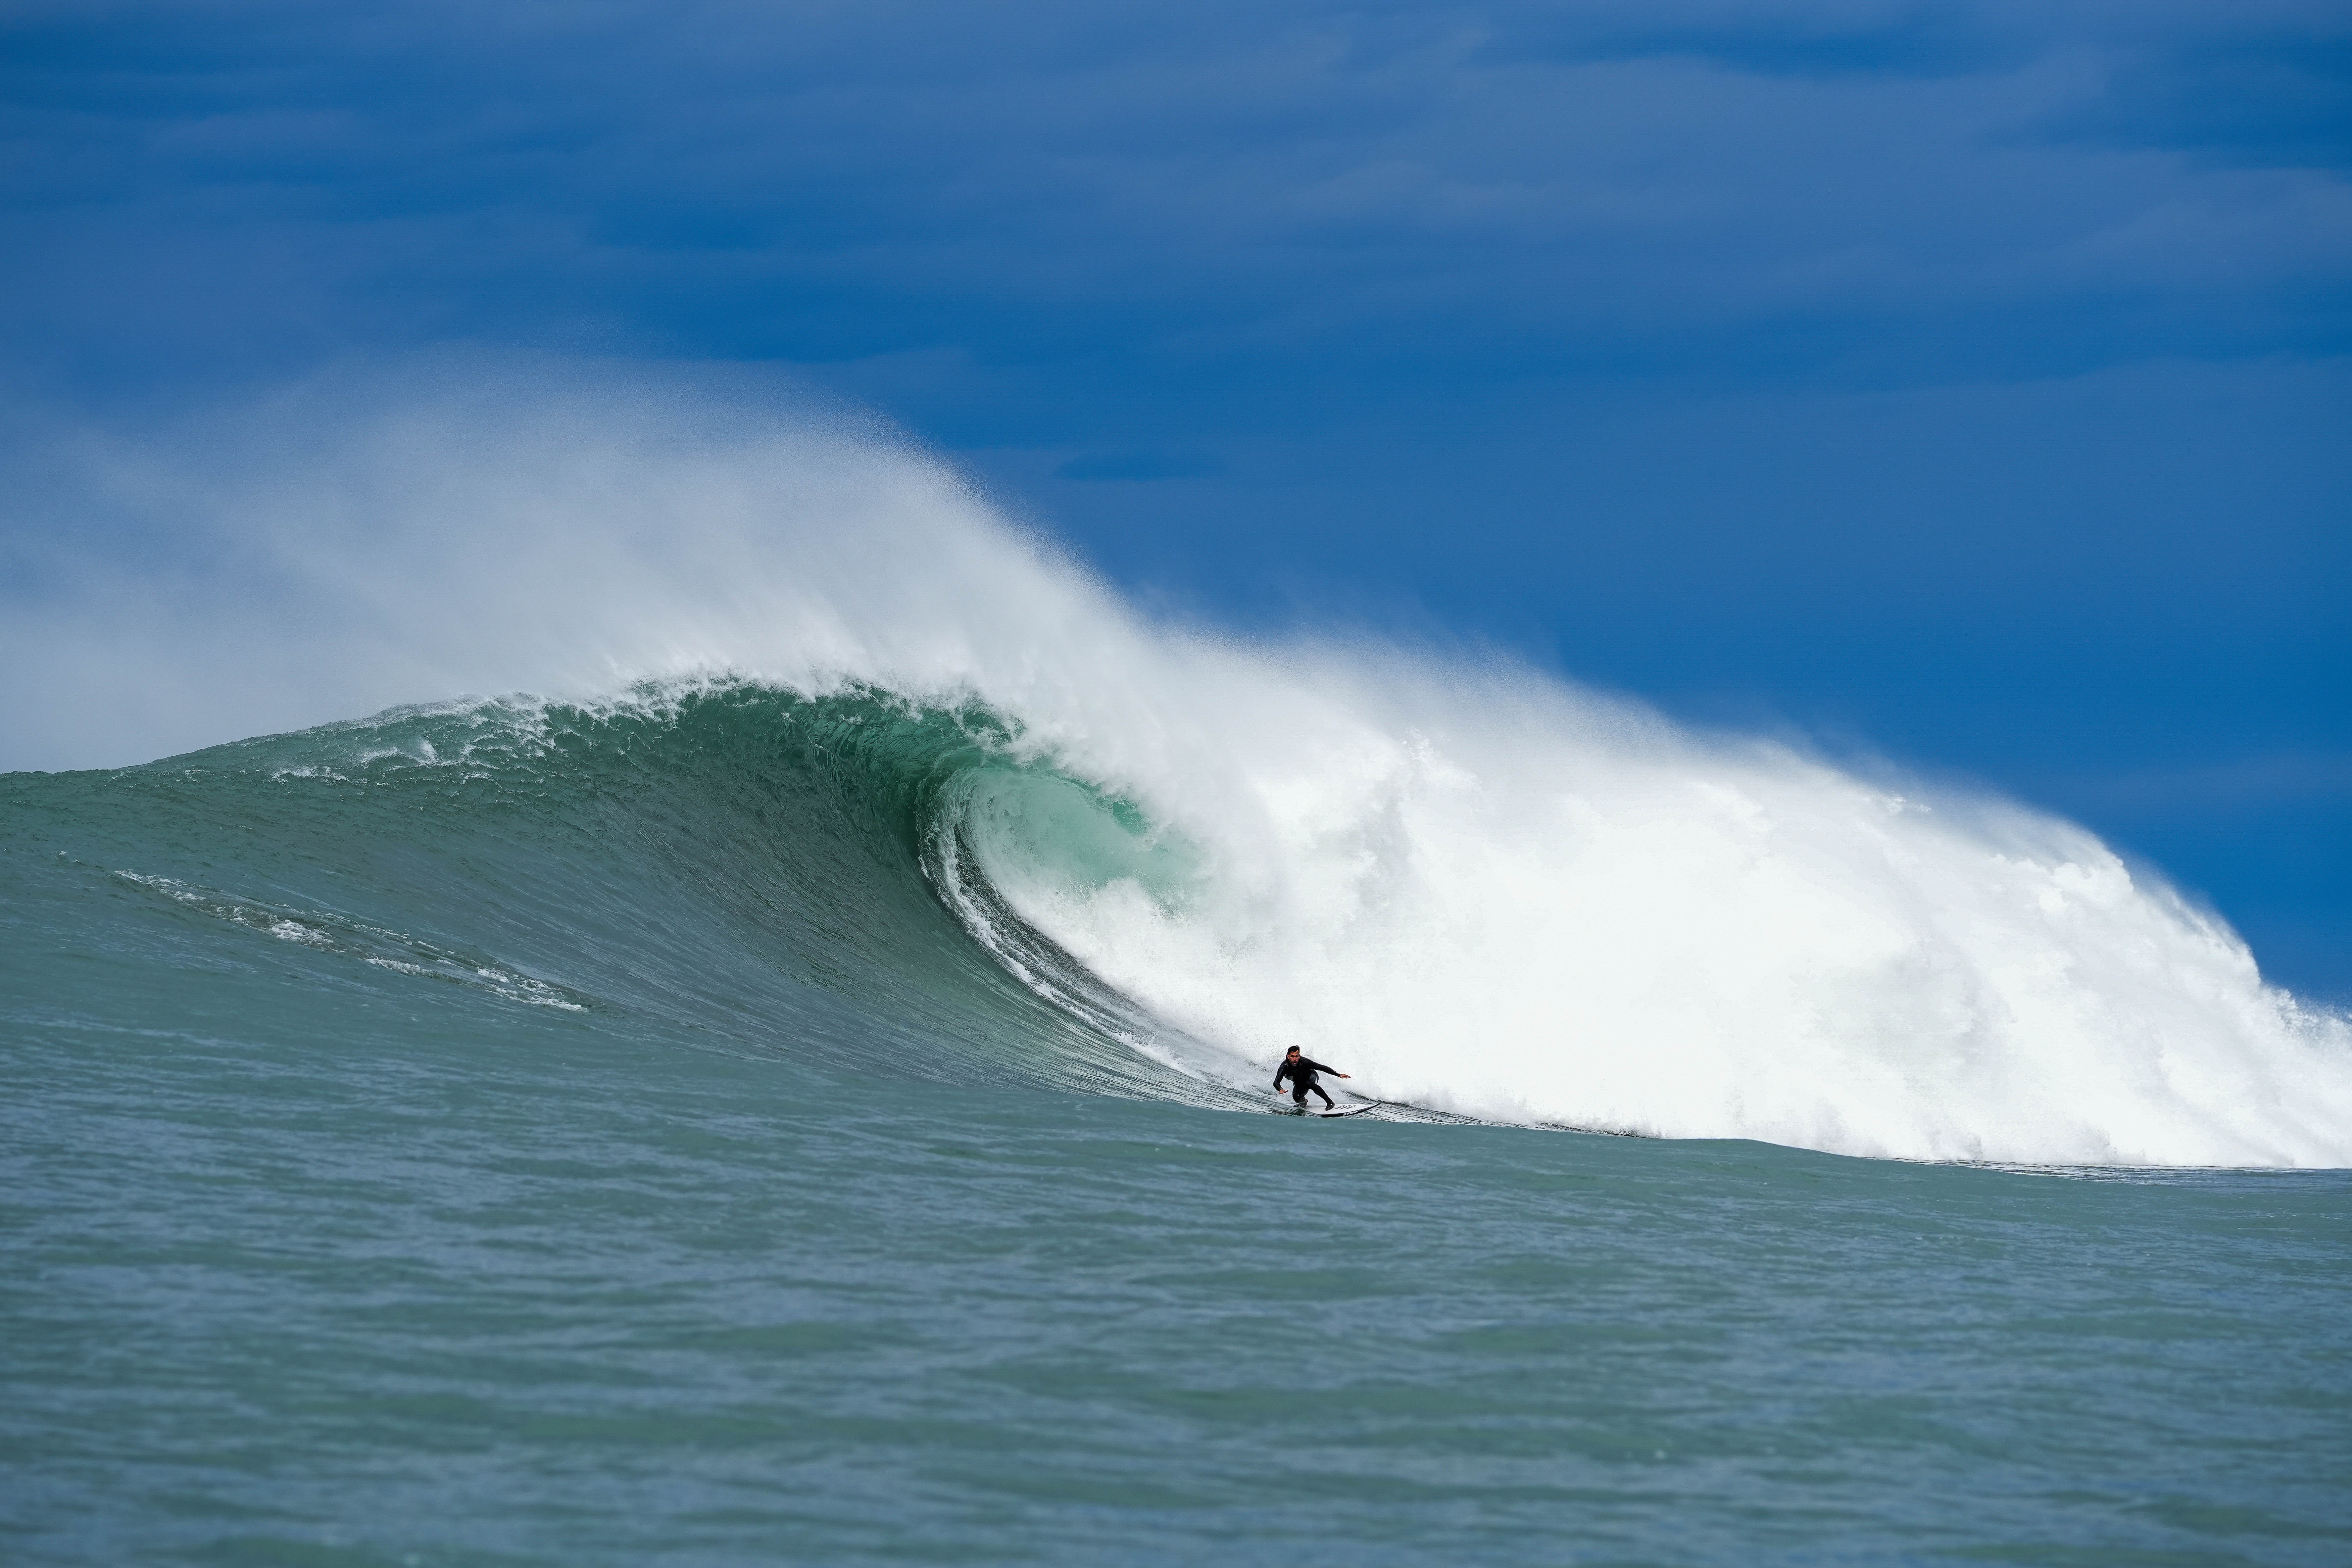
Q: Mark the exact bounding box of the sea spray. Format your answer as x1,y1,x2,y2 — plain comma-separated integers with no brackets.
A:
5,358,2347,1165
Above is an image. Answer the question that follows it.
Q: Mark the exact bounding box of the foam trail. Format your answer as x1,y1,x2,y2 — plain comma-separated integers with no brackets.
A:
5,357,2347,1166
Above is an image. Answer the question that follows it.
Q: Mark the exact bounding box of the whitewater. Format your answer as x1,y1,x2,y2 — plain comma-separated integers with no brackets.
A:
6,360,2346,1168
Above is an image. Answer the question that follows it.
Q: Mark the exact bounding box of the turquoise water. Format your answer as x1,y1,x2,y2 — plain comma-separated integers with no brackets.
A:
6,687,2348,1564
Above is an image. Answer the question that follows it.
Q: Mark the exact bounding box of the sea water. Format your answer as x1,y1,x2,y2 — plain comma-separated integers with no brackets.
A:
5,375,2349,1563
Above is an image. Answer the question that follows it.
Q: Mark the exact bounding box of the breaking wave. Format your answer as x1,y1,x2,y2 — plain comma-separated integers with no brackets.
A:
6,360,2347,1166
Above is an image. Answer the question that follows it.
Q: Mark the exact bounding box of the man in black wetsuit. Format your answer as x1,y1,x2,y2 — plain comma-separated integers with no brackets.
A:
1273,1046,1350,1110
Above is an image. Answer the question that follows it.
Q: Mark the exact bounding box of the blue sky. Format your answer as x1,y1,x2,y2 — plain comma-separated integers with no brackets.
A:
3,0,2347,994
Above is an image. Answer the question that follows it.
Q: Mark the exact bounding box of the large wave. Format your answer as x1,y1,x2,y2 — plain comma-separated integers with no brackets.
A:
7,358,2348,1166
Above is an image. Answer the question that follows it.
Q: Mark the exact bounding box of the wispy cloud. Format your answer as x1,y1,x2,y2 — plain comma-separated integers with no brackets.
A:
4,0,2343,387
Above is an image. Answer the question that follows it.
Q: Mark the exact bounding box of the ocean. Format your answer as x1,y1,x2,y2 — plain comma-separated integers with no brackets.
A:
6,681,2348,1566
5,381,2349,1563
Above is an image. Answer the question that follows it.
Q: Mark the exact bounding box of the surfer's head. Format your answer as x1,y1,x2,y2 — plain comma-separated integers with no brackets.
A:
1285,1046,1301,1059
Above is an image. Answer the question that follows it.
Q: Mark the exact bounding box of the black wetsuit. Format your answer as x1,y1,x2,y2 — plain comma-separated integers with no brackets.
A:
1274,1056,1338,1108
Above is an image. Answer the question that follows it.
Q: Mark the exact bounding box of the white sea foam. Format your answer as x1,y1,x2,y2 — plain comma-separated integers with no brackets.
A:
12,358,2349,1165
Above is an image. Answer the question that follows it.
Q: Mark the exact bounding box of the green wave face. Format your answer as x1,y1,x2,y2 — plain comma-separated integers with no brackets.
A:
3,680,1232,1104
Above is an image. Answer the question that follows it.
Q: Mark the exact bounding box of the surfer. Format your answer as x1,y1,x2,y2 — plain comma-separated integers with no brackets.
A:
1273,1046,1350,1110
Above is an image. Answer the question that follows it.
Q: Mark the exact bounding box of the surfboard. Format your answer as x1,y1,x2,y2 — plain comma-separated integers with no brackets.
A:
1278,1101,1377,1118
